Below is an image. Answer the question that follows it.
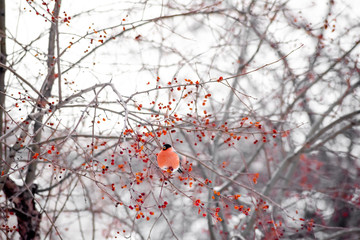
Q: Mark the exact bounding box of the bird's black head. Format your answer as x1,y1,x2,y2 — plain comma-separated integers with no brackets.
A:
163,144,172,150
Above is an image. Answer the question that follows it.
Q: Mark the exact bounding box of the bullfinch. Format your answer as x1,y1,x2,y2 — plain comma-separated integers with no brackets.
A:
157,144,183,173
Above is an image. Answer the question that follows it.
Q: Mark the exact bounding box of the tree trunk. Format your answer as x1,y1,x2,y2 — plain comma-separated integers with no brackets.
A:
26,0,62,185
0,0,7,174
4,179,41,240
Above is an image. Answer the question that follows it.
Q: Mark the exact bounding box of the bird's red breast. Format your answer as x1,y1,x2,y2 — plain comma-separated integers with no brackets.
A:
157,148,180,171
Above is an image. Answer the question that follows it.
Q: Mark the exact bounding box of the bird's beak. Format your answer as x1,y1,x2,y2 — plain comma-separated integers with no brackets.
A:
163,147,166,150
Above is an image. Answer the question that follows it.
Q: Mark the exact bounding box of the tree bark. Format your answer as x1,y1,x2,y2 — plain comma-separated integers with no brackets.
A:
26,0,62,185
3,179,41,240
0,0,7,175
